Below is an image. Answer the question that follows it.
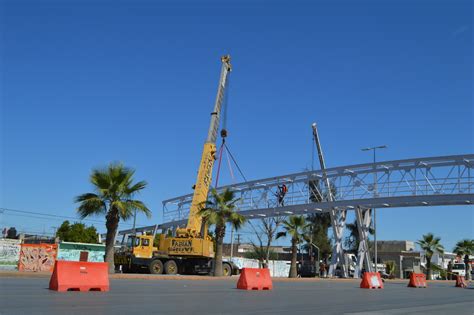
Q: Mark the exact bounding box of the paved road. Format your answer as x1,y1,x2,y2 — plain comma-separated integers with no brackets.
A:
0,277,473,314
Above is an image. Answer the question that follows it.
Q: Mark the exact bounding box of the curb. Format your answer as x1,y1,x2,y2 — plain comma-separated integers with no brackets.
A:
0,270,464,283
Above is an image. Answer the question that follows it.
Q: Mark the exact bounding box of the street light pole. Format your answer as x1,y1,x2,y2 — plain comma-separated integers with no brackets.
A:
361,145,387,274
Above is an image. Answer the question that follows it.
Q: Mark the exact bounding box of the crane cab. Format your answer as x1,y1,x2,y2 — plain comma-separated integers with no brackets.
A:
127,234,156,259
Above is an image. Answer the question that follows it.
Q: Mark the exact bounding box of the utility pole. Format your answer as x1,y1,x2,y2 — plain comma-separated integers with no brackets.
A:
0,209,4,232
132,209,137,235
236,233,241,254
230,226,235,259
361,145,387,274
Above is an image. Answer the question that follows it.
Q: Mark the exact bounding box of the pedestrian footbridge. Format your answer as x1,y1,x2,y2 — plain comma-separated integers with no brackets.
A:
162,154,473,224
121,154,473,278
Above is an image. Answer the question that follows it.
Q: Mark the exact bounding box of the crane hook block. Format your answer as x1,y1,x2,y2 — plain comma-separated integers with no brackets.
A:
220,129,228,138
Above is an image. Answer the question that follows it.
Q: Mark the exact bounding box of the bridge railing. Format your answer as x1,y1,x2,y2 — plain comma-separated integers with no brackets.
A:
162,154,473,223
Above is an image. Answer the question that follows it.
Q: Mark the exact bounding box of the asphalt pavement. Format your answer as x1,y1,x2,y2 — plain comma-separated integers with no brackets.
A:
0,277,473,314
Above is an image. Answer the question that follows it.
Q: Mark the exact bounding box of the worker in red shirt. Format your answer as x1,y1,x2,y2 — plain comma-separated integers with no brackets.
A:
276,184,288,206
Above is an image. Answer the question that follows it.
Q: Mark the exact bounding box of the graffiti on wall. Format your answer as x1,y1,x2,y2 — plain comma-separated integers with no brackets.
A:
18,244,57,272
0,239,21,265
57,242,105,262
57,249,104,262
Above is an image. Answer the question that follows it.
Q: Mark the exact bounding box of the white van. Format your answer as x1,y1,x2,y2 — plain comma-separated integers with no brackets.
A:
452,263,466,277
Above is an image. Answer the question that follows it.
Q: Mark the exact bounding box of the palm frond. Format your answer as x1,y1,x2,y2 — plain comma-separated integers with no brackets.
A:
229,212,246,230
110,200,130,220
76,194,106,219
75,193,101,203
90,169,112,197
417,232,444,258
128,199,152,218
198,188,245,234
76,162,150,222
453,239,474,255
279,215,308,243
126,180,148,195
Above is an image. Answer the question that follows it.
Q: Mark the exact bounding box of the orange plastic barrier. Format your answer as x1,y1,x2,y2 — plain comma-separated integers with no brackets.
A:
407,273,427,288
455,275,468,288
237,268,273,290
360,272,384,289
49,260,109,292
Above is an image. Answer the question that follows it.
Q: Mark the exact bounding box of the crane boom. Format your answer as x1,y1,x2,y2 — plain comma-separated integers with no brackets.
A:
311,123,333,201
312,122,348,278
176,55,232,238
207,55,231,143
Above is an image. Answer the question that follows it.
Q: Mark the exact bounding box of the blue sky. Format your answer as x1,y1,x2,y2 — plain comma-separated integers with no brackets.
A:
1,0,472,251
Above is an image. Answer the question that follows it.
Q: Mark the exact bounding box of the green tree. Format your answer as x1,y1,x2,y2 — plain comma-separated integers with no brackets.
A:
277,215,309,278
344,216,374,253
305,213,332,261
75,163,151,273
453,239,474,280
453,239,474,256
199,188,246,276
306,179,334,262
416,233,444,279
56,220,99,243
6,227,17,239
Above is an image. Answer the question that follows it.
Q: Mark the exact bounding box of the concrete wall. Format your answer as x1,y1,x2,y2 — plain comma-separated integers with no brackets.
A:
376,241,415,252
57,242,105,262
228,257,291,277
18,244,58,272
1,240,105,271
0,239,21,270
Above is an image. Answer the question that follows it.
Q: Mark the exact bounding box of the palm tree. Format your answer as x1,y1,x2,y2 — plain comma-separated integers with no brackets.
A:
416,233,444,280
199,188,246,276
385,261,396,279
75,163,151,273
277,215,309,278
453,239,474,280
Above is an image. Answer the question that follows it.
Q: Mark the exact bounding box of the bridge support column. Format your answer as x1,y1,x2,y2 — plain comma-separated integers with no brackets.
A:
328,208,347,278
354,207,372,278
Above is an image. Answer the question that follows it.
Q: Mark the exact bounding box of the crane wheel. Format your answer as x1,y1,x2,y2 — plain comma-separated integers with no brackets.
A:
164,260,178,275
223,263,232,276
149,259,164,275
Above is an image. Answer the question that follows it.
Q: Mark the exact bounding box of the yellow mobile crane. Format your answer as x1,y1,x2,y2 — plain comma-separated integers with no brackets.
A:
114,55,236,275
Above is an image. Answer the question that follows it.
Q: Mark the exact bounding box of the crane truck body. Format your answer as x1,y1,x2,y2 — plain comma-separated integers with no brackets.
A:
114,55,237,276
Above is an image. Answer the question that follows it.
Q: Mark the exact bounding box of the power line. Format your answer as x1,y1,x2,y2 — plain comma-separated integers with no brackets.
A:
2,212,106,226
1,207,165,237
1,207,108,224
3,212,78,222
18,230,55,236
0,207,134,226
